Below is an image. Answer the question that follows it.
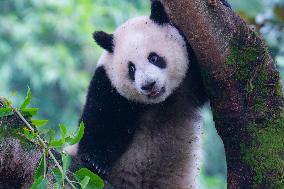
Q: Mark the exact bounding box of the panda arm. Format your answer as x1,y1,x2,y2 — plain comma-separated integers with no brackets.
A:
78,66,141,179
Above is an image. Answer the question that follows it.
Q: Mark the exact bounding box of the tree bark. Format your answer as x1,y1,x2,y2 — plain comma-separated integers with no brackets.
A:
160,0,284,188
0,114,42,189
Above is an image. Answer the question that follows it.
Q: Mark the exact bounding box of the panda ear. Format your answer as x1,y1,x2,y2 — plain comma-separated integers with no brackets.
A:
93,31,114,53
150,0,170,25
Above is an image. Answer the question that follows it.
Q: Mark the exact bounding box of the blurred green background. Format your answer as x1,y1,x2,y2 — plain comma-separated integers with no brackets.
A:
0,0,283,188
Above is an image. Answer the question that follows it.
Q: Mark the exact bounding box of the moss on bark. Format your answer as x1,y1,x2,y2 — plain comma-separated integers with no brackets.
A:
241,111,284,188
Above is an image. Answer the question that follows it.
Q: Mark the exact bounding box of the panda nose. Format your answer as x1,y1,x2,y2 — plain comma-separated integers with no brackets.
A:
141,81,156,91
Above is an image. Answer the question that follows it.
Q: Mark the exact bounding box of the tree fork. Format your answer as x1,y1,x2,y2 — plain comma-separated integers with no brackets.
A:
160,0,284,188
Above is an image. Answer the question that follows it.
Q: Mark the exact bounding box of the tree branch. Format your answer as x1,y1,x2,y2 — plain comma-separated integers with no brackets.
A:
161,0,284,188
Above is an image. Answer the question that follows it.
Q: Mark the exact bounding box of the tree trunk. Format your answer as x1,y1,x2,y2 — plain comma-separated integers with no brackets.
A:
160,0,284,188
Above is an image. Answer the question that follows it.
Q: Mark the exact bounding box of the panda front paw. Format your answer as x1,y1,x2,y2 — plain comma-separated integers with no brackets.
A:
91,161,110,178
81,153,111,179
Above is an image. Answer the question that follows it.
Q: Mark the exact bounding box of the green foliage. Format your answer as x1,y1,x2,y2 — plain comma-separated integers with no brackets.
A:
0,98,13,117
31,119,49,127
0,88,103,188
198,170,227,189
50,122,85,148
20,86,32,109
52,167,64,185
30,176,48,189
35,157,46,180
0,106,13,117
75,168,104,189
66,122,85,145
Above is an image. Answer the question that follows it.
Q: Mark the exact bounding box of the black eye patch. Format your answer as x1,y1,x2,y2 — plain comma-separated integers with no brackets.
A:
128,62,136,81
148,52,167,69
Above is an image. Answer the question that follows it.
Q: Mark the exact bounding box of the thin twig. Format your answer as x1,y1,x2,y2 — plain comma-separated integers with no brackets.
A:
17,132,37,144
43,149,47,179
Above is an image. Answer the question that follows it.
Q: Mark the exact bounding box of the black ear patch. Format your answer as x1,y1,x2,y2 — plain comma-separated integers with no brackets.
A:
150,0,170,25
93,31,114,53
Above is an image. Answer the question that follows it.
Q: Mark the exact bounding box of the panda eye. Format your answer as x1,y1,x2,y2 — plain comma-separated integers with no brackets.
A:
149,54,158,63
148,52,167,69
128,62,136,81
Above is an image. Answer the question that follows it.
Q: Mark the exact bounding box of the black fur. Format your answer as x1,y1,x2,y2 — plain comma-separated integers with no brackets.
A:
148,52,167,69
78,66,146,179
93,31,114,53
128,62,136,81
150,0,170,24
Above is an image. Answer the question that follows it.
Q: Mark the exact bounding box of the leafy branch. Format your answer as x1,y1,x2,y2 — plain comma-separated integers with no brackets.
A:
0,88,104,189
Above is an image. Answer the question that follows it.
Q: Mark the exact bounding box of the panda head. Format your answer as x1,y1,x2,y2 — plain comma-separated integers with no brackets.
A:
94,0,189,104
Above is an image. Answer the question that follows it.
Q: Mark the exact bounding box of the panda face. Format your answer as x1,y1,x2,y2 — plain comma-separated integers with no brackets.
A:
95,17,189,104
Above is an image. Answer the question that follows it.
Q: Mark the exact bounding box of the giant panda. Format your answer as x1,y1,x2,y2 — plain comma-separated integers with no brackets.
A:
67,1,210,188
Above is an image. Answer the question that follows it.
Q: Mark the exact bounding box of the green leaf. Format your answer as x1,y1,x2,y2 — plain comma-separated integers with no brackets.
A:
50,124,68,148
35,157,45,179
20,86,32,109
20,108,39,117
54,183,60,189
60,124,67,143
32,120,48,127
75,168,104,189
66,122,85,145
62,153,71,175
30,176,48,189
0,107,13,118
50,139,64,148
52,167,63,184
22,127,37,142
48,129,56,143
80,176,91,189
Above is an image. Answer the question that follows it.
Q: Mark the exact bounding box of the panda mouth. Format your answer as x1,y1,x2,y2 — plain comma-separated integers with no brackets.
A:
147,87,165,99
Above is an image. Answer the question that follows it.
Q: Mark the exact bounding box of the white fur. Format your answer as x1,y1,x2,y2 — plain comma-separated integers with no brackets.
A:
99,16,189,104
63,144,79,156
